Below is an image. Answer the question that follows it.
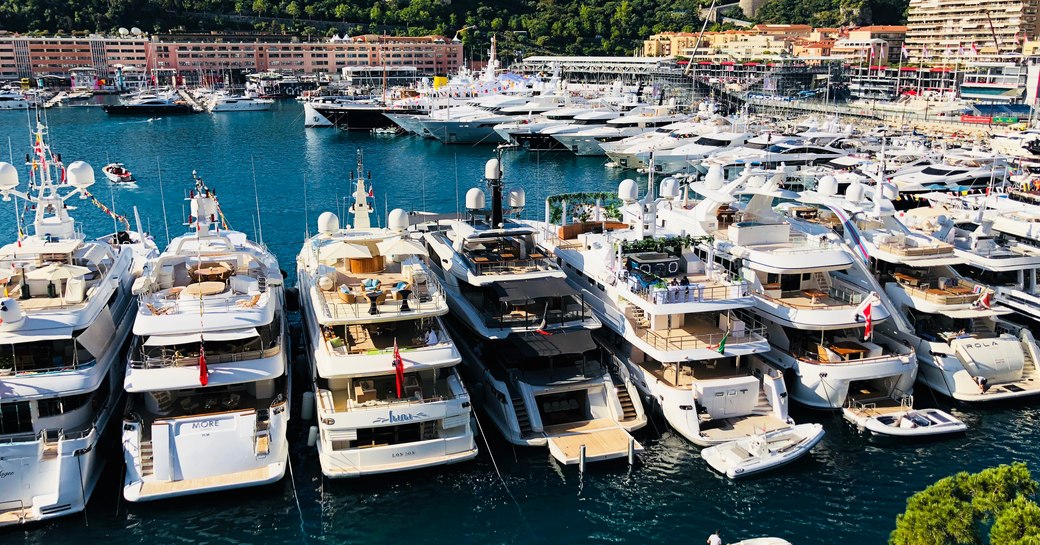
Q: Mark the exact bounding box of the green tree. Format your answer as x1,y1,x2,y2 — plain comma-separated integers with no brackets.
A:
285,0,300,19
890,463,1040,545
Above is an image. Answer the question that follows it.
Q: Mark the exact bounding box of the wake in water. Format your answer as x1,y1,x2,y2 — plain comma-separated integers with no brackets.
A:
111,182,139,189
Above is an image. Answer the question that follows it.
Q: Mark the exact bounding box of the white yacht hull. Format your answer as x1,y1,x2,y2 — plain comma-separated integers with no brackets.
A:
296,269,478,478
0,288,136,526
121,394,290,502
423,120,508,144
209,100,273,112
759,343,916,409
0,100,29,110
303,102,334,127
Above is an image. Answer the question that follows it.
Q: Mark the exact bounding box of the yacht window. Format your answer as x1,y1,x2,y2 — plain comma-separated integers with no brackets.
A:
920,167,959,176
0,401,33,435
694,137,730,147
37,391,92,417
0,339,93,373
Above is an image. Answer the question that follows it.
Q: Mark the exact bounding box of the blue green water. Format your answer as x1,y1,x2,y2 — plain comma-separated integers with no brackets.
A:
2,102,1039,545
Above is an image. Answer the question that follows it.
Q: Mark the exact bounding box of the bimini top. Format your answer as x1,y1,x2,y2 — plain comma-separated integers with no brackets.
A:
507,329,597,359
492,277,577,303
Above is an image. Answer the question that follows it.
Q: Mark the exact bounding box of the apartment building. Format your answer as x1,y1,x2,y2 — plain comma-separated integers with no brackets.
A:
0,33,462,82
905,0,1039,62
0,35,148,80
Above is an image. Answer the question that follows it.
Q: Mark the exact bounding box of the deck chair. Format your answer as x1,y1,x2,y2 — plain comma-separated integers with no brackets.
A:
147,303,173,316
236,294,261,308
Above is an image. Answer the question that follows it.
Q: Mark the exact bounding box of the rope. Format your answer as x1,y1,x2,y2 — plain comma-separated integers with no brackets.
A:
83,192,131,230
286,455,308,543
472,410,528,524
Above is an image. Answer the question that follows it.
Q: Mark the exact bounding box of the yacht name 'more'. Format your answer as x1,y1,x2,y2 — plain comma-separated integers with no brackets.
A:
374,411,428,424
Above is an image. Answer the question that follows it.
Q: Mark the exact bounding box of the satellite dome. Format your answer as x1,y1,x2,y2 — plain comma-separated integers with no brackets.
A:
618,179,638,202
659,177,679,199
388,208,408,233
705,165,724,190
465,188,486,210
65,161,95,190
817,175,838,197
0,298,26,331
845,181,865,203
317,211,339,234
484,158,501,181
507,188,525,208
0,162,18,191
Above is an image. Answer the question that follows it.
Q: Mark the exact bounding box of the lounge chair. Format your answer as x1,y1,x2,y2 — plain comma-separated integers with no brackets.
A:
236,294,261,308
146,303,174,315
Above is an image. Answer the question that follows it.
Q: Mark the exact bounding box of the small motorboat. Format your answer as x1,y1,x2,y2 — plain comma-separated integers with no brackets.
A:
701,423,824,479
370,126,399,136
731,539,793,545
843,396,967,438
103,162,135,183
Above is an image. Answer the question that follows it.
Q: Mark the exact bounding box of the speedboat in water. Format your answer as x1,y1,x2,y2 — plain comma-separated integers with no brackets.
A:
207,92,274,112
103,162,135,184
102,91,197,116
701,422,824,479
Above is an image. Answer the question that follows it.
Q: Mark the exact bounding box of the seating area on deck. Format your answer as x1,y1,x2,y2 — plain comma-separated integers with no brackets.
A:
1,241,111,310
315,258,436,318
129,379,283,424
644,357,753,389
891,271,985,305
143,255,269,314
458,235,551,276
321,319,445,356
318,368,455,412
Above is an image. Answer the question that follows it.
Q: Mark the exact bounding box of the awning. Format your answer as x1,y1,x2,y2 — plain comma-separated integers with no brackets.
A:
509,330,597,359
0,324,74,345
944,308,1013,319
492,277,577,303
143,328,259,346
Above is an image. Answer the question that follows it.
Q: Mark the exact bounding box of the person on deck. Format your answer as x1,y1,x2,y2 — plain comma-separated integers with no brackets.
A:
707,530,722,545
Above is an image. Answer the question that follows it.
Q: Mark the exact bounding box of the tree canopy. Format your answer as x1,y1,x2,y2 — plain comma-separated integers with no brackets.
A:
890,463,1040,545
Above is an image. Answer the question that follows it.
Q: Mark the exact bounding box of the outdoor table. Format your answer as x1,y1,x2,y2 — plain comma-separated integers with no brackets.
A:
365,290,383,315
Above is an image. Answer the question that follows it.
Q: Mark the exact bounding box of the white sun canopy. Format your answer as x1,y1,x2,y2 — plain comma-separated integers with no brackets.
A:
143,328,259,346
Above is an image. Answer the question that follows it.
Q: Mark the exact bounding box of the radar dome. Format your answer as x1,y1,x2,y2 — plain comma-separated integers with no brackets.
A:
388,208,409,233
0,162,18,191
317,211,339,234
817,175,838,197
705,165,724,190
465,188,486,210
0,298,26,331
484,158,502,180
508,188,526,208
845,181,865,203
880,183,899,201
659,177,679,199
65,161,95,190
618,179,638,202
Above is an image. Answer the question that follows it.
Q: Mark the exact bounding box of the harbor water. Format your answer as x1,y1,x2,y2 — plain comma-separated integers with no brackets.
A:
1,102,1038,545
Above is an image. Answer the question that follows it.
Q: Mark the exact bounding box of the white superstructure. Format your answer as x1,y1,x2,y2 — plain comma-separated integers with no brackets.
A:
419,159,645,465
0,122,154,525
660,167,917,409
207,92,275,112
533,175,801,447
121,173,290,501
297,151,476,477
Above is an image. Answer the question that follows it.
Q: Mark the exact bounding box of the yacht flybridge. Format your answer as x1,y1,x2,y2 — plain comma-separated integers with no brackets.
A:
659,167,917,410
0,122,155,525
121,172,290,502
297,151,476,477
419,158,646,465
533,176,807,448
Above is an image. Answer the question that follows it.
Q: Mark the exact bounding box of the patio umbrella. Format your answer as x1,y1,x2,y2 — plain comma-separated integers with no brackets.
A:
319,242,371,263
25,263,90,281
377,237,428,258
